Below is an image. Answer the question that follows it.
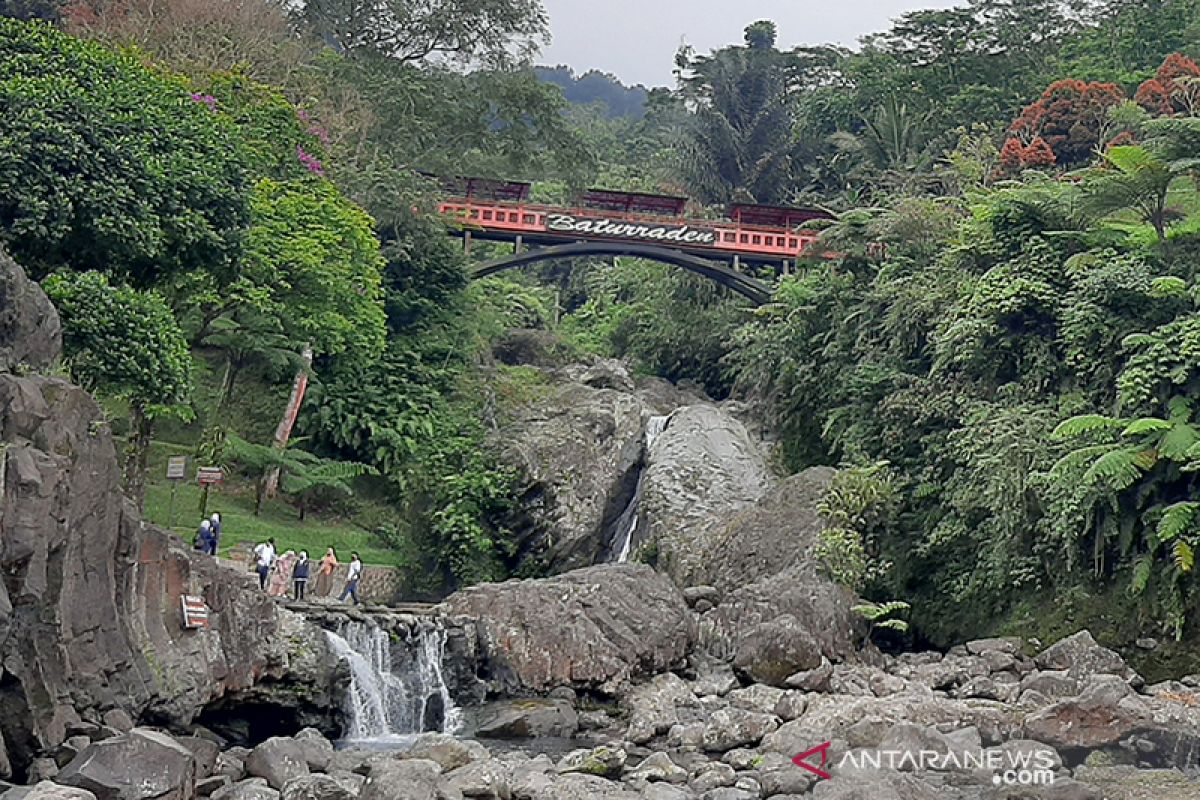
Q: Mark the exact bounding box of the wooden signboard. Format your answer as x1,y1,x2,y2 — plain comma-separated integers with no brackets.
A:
197,467,224,486
180,595,210,629
166,456,187,480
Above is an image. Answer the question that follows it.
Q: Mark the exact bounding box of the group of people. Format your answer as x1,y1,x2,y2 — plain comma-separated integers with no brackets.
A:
251,539,364,604
193,513,222,555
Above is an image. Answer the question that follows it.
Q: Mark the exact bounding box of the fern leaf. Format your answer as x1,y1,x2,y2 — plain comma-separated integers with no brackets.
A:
874,619,910,632
1129,554,1152,596
874,600,911,616
1121,418,1172,436
1174,539,1195,573
1156,502,1200,544
1048,443,1121,478
851,603,884,620
1052,414,1126,439
1160,424,1198,460
1080,447,1145,490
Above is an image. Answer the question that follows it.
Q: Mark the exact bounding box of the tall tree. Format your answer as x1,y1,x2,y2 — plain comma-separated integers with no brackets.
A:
297,0,547,65
673,21,802,204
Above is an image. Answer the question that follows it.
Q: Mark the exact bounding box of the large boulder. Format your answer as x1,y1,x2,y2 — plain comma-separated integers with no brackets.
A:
55,728,196,800
1023,678,1152,751
698,564,859,684
702,467,836,592
639,405,774,586
0,248,59,372
438,564,694,694
0,254,340,775
472,699,578,739
1035,631,1141,686
494,362,651,570
360,759,459,800
244,738,309,790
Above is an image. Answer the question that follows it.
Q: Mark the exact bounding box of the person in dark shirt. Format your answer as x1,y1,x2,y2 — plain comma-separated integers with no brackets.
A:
293,551,311,601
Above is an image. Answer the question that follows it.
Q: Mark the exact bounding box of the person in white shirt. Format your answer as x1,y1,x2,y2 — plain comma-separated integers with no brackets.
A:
253,538,276,591
339,552,363,605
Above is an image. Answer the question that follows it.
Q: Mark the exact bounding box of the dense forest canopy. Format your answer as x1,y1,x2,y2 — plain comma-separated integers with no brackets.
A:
3,0,1200,657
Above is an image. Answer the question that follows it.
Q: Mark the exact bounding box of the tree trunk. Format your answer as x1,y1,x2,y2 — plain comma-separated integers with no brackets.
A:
263,344,313,498
123,401,153,511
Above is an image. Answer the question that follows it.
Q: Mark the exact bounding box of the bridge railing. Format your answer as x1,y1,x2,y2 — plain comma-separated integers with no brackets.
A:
438,197,823,261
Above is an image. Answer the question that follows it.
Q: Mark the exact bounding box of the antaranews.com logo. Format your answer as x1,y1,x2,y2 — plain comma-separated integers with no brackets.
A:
793,741,1057,787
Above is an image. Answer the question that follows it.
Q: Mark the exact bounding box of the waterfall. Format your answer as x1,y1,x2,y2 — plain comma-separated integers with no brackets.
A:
324,620,461,742
612,414,669,563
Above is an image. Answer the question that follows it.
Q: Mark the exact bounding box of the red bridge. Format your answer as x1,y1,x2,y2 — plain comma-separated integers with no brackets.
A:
435,177,832,304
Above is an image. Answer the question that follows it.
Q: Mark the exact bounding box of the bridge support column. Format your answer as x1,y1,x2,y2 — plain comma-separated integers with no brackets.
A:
733,254,741,271
464,230,472,256
514,235,523,255
782,259,791,275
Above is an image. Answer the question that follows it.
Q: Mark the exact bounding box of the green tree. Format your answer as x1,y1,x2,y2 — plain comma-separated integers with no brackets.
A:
297,0,547,65
42,271,192,508
0,19,250,285
1080,143,1189,242
673,21,802,204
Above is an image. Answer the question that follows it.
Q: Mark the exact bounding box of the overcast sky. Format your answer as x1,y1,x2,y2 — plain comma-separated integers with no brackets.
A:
538,0,960,87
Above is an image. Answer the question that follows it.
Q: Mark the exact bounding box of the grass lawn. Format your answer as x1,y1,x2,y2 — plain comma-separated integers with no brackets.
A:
142,441,406,567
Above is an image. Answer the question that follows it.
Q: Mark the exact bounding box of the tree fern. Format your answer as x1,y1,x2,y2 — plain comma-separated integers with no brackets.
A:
1173,539,1195,573
1121,417,1173,436
1052,414,1126,439
1156,502,1199,544
1081,447,1147,492
1129,554,1153,596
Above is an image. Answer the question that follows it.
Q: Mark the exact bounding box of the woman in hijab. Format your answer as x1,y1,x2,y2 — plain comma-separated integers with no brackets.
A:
315,547,338,597
269,550,297,597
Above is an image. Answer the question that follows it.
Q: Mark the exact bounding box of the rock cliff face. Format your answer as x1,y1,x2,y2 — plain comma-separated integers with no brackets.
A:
0,253,337,780
638,405,775,586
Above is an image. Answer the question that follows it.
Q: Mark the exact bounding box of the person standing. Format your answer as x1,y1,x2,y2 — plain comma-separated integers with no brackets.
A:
315,547,338,597
293,551,311,601
194,520,211,552
338,552,363,605
269,550,296,597
207,512,222,556
253,538,276,591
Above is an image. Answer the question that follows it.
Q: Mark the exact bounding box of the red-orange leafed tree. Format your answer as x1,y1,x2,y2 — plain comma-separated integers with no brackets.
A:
1009,79,1125,166
995,135,1058,178
1135,53,1200,116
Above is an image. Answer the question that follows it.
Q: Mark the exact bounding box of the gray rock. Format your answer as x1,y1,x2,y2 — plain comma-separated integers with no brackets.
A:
361,759,459,800
639,785,690,800
785,659,834,693
440,565,694,695
446,759,512,799
965,638,1021,656
279,775,355,800
292,730,333,772
401,734,490,772
0,248,60,372
473,699,578,739
493,368,649,570
728,685,786,716
245,738,310,790
1023,678,1151,750
211,780,279,800
3,783,97,800
690,762,736,792
641,405,775,586
692,663,739,698
1035,631,1141,686
56,728,196,800
625,674,696,744
627,752,688,784
683,587,722,608
180,737,222,779
555,746,626,778
702,708,778,754
196,777,232,798
773,692,807,722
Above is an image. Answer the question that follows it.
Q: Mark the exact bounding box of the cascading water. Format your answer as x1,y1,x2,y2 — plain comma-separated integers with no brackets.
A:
612,414,670,563
324,620,461,743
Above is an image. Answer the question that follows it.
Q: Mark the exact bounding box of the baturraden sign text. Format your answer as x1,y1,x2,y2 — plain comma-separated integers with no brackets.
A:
545,213,717,246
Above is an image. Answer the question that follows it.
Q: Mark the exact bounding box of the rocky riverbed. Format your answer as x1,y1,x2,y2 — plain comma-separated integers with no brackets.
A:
8,624,1200,799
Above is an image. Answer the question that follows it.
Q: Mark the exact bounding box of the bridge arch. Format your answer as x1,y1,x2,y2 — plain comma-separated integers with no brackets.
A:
469,242,773,305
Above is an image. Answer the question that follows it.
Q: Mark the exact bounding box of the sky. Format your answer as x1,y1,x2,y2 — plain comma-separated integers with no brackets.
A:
538,0,960,87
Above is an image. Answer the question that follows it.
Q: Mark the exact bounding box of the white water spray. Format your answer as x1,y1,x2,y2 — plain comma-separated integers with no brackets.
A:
613,414,669,563
324,620,461,742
